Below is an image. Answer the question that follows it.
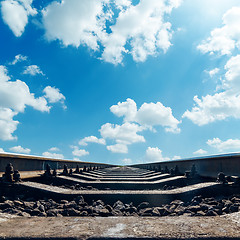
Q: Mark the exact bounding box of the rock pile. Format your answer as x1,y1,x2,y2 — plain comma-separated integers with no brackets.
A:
1,163,21,183
0,194,240,217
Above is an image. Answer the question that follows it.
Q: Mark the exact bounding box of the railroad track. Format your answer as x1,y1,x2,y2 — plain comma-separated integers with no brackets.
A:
1,153,240,239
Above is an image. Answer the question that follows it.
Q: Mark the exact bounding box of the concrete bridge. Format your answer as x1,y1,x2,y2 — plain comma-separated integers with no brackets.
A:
1,152,240,239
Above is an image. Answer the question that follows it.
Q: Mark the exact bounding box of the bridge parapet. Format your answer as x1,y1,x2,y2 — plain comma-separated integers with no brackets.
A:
0,153,113,177
131,153,240,178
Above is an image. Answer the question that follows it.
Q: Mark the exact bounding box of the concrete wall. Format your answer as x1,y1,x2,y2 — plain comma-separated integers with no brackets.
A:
0,153,113,173
131,154,240,178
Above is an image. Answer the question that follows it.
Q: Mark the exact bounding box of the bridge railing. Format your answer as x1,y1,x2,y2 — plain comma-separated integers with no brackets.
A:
131,153,240,178
0,153,114,176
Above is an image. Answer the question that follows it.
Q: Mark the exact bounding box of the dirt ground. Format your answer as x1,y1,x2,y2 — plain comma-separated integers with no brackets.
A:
0,212,240,239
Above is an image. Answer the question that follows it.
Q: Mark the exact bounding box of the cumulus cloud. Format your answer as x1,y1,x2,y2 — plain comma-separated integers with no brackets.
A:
0,64,65,140
183,55,240,125
48,147,60,152
207,68,220,78
100,122,145,154
172,155,181,160
110,98,137,122
1,0,37,37
97,98,180,154
182,93,240,125
100,122,145,144
0,65,50,113
71,146,89,157
9,145,31,154
193,149,207,155
0,148,5,153
42,0,109,50
23,65,44,76
145,147,170,162
79,136,106,146
42,151,64,159
42,0,181,64
107,143,128,153
110,98,180,133
115,0,131,11
9,54,27,65
0,65,52,140
43,86,66,109
207,138,240,152
197,7,240,56
2,0,181,64
102,0,181,64
136,102,180,133
192,7,240,129
0,108,18,141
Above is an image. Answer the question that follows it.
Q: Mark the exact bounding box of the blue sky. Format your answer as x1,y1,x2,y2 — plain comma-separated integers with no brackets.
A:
1,0,240,165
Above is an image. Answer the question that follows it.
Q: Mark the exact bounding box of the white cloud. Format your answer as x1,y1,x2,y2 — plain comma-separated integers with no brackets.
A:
10,54,27,65
193,149,207,155
100,122,145,145
9,145,31,154
207,137,240,152
115,0,131,11
0,64,64,140
145,147,170,162
43,86,66,109
102,0,181,64
207,68,220,77
73,157,81,161
172,155,181,160
197,7,240,56
42,0,109,50
0,65,50,113
100,122,145,153
23,65,44,76
42,0,181,64
71,146,89,157
183,55,240,125
107,143,128,153
0,148,5,153
110,98,137,122
122,158,132,164
223,54,240,92
0,108,18,141
136,102,180,133
1,0,37,37
110,98,180,133
42,151,64,159
79,136,106,146
182,93,240,125
99,98,180,153
48,147,60,152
